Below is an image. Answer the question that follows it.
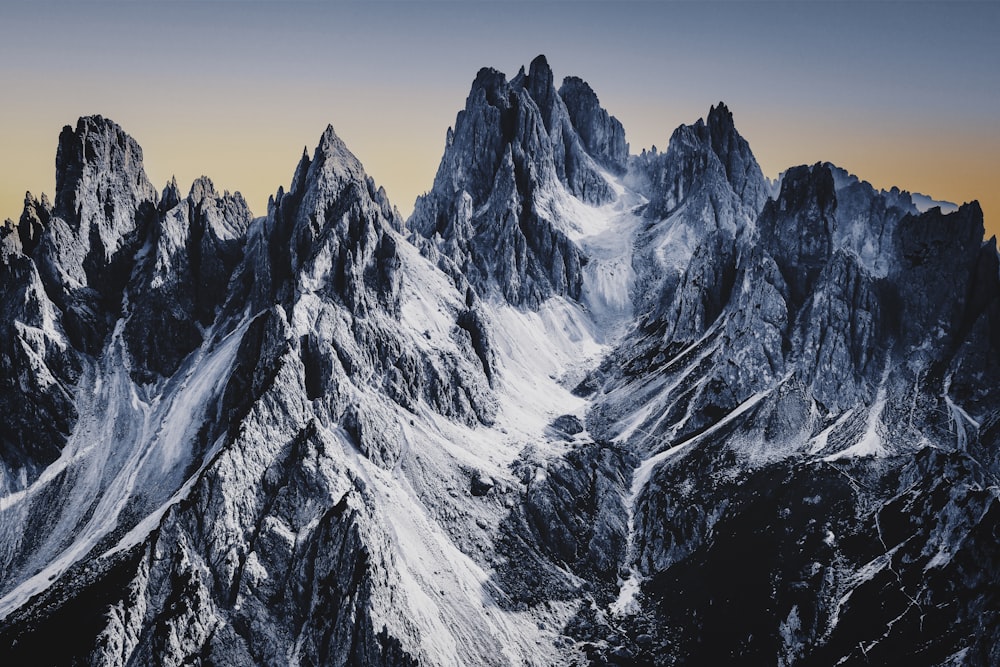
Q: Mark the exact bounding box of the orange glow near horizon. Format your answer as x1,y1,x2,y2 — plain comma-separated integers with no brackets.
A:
2,104,996,241
1,2,997,240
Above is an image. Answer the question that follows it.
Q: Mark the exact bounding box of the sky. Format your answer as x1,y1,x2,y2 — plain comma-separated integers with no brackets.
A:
1,1,998,238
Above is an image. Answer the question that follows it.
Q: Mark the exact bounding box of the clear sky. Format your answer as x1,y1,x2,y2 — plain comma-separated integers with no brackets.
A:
1,1,998,238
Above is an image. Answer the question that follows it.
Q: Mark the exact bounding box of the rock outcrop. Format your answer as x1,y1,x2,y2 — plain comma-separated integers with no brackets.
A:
409,55,626,308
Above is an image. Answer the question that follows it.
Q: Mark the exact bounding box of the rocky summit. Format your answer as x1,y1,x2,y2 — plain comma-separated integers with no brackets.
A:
1,57,998,666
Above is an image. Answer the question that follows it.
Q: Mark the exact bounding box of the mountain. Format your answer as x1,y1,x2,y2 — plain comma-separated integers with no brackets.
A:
1,57,998,666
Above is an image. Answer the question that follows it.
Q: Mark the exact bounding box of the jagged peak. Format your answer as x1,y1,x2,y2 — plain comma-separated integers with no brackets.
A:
474,65,505,82
316,125,357,166
527,54,554,90
706,102,738,151
822,162,865,192
471,66,509,106
662,120,707,156
958,200,984,226
983,234,997,255
529,53,550,72
775,162,837,204
161,176,182,211
189,175,217,205
289,147,312,196
279,123,396,237
21,190,50,212
910,192,959,214
561,75,595,96
319,123,340,145
67,114,132,145
523,55,559,132
558,73,629,173
16,190,50,255
707,101,733,126
57,115,145,173
705,102,747,155
54,114,156,225
820,161,962,218
307,124,367,191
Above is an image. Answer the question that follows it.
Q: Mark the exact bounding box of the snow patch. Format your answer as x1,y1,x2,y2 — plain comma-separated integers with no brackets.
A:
0,319,250,620
823,368,891,461
612,385,776,616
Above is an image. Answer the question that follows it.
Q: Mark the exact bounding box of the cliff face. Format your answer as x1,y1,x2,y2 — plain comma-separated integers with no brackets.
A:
1,57,998,667
408,55,631,309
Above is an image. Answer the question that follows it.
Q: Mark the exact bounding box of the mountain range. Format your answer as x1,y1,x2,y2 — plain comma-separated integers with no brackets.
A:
1,55,998,666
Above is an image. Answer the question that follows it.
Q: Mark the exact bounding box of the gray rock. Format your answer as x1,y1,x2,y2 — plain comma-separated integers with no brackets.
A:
559,76,629,174
471,471,495,497
757,163,837,308
409,55,625,308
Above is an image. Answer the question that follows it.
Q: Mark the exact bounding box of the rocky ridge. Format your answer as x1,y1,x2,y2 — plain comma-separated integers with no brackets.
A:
1,57,998,666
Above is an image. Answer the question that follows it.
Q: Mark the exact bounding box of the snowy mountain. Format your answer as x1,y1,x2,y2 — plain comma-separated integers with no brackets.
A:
1,58,999,666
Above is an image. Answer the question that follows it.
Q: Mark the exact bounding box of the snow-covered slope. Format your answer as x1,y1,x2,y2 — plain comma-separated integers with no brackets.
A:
1,57,999,666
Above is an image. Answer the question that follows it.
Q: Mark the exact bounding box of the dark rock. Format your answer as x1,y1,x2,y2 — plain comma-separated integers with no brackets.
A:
39,115,159,353
471,471,495,497
409,55,626,308
892,202,984,352
2,61,1000,667
559,76,629,174
123,176,252,383
551,414,584,437
758,163,837,308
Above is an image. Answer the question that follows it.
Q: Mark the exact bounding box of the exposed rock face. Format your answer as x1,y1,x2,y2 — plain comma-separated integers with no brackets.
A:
558,76,629,174
893,202,985,353
0,116,159,481
587,140,1000,665
123,177,252,383
0,206,80,479
42,116,159,352
640,102,768,226
409,55,624,308
826,163,914,277
625,102,770,323
793,250,882,413
758,163,838,308
2,56,999,667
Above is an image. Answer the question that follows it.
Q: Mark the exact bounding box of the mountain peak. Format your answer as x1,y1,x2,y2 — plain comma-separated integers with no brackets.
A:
708,101,733,123
309,124,366,190
559,75,629,173
189,175,217,205
471,66,508,105
705,102,768,212
161,176,182,211
527,54,553,88
642,101,767,223
320,122,340,143
529,53,550,71
5,60,999,667
54,115,157,235
705,101,738,143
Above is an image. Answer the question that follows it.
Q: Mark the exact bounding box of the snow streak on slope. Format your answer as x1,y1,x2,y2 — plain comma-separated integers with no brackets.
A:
535,172,646,336
340,171,654,663
0,320,248,620
943,372,980,452
611,385,777,616
283,236,611,665
824,365,891,461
